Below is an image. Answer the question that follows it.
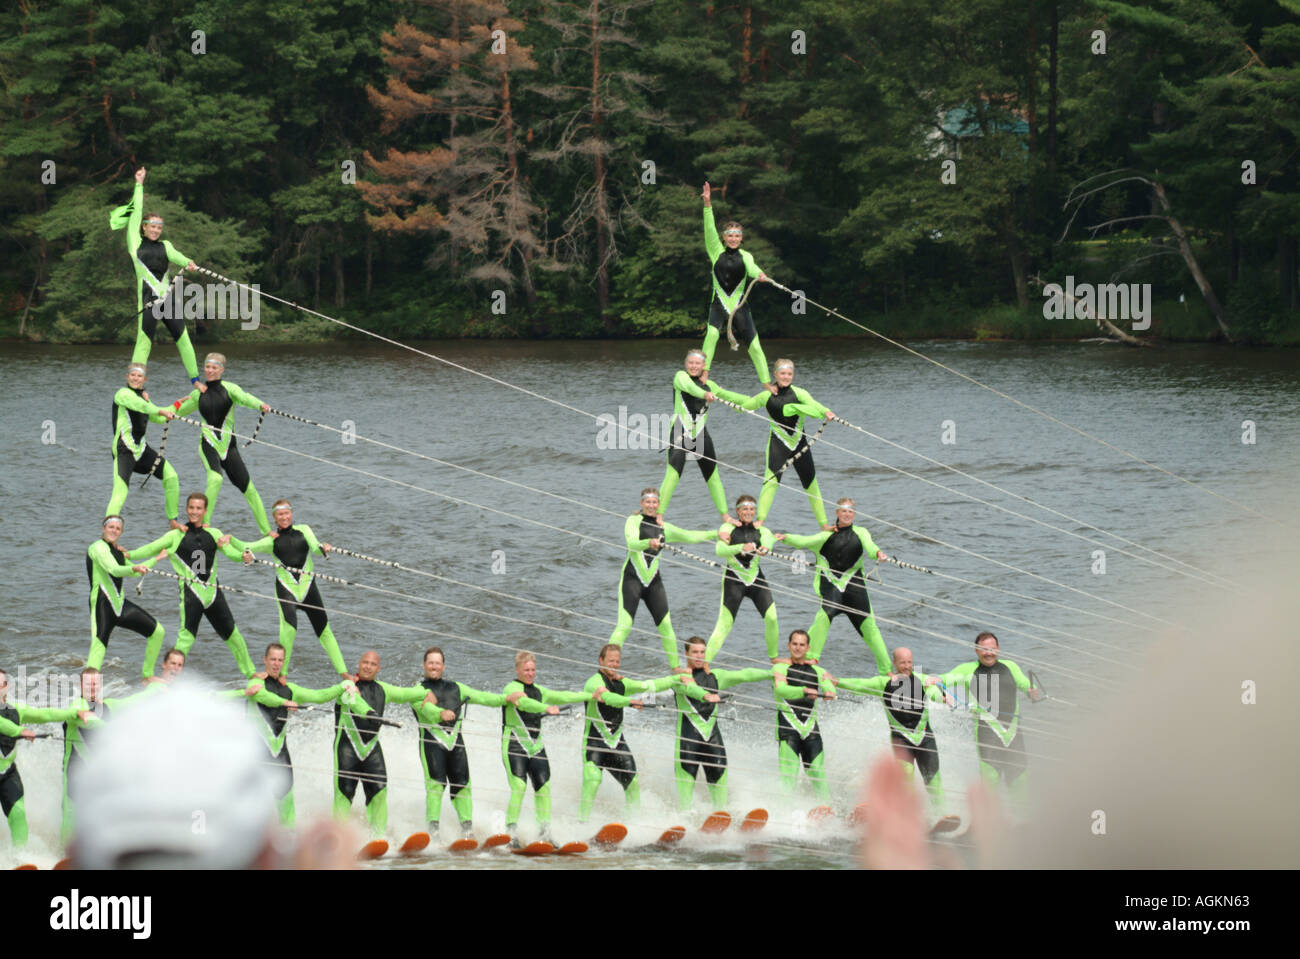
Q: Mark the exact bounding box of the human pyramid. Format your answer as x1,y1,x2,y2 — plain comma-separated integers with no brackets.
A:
0,172,1041,861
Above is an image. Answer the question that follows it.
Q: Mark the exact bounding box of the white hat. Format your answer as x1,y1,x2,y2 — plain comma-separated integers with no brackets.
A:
71,683,279,869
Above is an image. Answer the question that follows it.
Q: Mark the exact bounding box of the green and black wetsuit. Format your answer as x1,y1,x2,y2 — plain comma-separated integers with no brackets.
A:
782,522,888,672
152,523,254,677
106,384,180,523
578,672,675,822
608,513,715,668
241,525,347,675
706,520,779,661
672,666,772,811
500,680,590,834
245,675,349,825
109,180,200,382
332,679,428,837
659,369,731,519
174,380,270,535
701,206,770,383
0,701,81,846
773,661,834,802
941,658,1035,796
85,534,171,678
412,678,508,835
838,672,947,810
715,383,830,527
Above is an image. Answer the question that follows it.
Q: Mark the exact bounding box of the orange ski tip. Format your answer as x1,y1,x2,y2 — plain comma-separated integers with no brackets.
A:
558,841,588,855
358,839,389,860
13,864,37,870
483,833,512,848
700,811,732,833
53,858,73,870
658,826,687,844
512,841,553,856
448,838,479,853
807,805,834,822
399,831,430,854
739,808,769,832
594,823,628,845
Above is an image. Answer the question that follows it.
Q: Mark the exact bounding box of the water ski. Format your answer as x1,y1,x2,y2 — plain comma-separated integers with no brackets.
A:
448,837,479,853
53,859,72,870
657,825,687,845
512,841,554,857
929,815,962,835
700,810,732,834
593,823,628,847
399,831,430,855
557,841,589,855
482,833,512,849
13,864,37,870
358,839,389,860
739,808,769,833
807,805,834,823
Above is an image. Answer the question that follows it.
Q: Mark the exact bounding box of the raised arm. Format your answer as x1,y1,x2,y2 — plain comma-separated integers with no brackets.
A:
703,204,724,260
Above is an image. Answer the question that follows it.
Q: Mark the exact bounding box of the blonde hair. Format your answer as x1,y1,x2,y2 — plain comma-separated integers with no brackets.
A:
203,352,226,368
514,650,536,669
773,358,794,374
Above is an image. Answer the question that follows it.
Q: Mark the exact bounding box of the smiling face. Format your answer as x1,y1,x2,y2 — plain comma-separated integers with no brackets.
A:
424,650,444,681
599,646,621,676
126,367,147,391
142,217,164,242
357,651,381,681
892,648,914,677
204,360,223,383
685,353,706,378
774,365,794,388
516,657,537,685
737,500,757,525
185,497,206,526
835,503,855,527
82,672,103,703
640,492,660,516
273,505,293,530
976,636,1000,667
102,518,124,546
788,632,810,663
160,651,185,681
684,641,707,671
723,227,743,250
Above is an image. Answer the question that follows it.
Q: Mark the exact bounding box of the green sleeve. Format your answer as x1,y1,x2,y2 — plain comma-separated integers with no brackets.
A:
716,523,743,557
107,684,167,709
162,239,191,268
286,681,348,705
663,522,716,545
785,386,830,420
674,369,709,400
1003,660,1032,691
817,666,835,696
837,675,889,696
735,389,773,411
622,674,677,696
591,679,634,709
109,182,139,233
299,525,324,556
460,683,508,708
15,704,80,724
214,532,247,564
0,715,22,737
381,682,431,706
672,675,709,701
241,685,291,707
174,391,200,417
625,514,653,552
89,540,141,578
716,667,775,689
740,248,762,279
703,206,723,261
125,532,175,562
772,665,806,701
505,683,549,715
940,661,978,688
114,387,163,419
856,526,881,562
240,534,276,555
782,530,830,550
537,685,591,707
225,381,264,412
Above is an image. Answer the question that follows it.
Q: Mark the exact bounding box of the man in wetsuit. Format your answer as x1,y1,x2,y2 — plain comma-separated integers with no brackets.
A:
607,487,724,668
0,668,92,848
106,362,181,528
658,350,740,525
501,651,595,846
779,497,890,672
412,646,521,840
578,644,677,824
836,647,954,816
936,632,1040,802
700,181,772,388
706,494,779,662
772,629,836,803
153,491,256,677
244,642,355,825
715,359,835,528
85,515,172,679
173,352,272,535
332,650,433,837
241,499,349,678
673,637,773,812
